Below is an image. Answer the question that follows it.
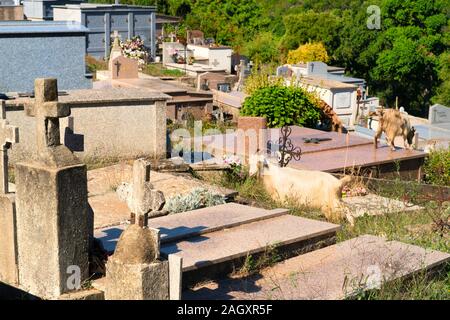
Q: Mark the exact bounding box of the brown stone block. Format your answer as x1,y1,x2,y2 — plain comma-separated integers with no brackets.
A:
105,258,169,300
111,56,139,80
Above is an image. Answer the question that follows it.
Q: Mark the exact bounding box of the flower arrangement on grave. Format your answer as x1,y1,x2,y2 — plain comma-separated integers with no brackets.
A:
119,36,149,68
188,56,195,65
223,155,247,183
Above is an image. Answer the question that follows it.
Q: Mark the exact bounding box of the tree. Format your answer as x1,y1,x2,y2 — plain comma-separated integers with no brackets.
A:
281,11,342,56
287,42,329,64
243,32,280,64
244,65,284,95
433,51,450,106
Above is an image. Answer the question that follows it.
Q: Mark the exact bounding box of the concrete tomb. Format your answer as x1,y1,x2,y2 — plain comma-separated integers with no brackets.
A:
428,104,450,128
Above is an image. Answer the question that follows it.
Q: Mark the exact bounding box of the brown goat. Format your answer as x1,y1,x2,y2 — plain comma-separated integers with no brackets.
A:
373,109,416,151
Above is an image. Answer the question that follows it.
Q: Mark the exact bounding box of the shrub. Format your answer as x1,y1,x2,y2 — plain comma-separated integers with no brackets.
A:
165,188,226,214
423,148,450,186
223,155,247,184
85,55,108,76
244,64,284,95
240,84,321,128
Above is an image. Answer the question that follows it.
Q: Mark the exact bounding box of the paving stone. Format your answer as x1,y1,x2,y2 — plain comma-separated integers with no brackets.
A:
183,235,450,300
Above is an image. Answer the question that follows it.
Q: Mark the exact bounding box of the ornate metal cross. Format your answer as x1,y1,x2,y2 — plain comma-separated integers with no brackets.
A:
268,126,302,167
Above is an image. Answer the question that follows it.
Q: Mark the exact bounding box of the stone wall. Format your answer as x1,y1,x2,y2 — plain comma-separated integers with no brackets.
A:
6,99,168,163
0,6,23,20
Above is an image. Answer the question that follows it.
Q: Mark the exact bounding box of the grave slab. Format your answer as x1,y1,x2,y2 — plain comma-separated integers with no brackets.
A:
202,126,426,179
184,235,450,300
160,215,340,272
95,203,289,253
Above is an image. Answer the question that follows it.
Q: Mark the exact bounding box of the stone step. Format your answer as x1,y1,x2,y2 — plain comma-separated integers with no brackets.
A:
161,215,340,287
95,203,289,253
183,235,450,300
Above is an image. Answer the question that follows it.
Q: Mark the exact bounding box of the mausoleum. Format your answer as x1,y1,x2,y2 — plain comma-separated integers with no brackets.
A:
53,3,157,60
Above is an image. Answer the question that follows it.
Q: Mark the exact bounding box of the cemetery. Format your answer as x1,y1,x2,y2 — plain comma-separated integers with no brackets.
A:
0,0,449,303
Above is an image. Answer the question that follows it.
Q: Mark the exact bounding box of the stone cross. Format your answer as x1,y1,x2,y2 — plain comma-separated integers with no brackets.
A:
26,79,70,155
127,158,165,227
233,59,246,92
0,100,19,194
112,30,121,50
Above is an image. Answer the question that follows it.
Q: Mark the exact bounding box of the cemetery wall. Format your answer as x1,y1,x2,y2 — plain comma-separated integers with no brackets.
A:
6,100,167,163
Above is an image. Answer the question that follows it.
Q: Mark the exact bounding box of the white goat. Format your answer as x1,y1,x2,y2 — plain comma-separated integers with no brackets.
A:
249,152,353,223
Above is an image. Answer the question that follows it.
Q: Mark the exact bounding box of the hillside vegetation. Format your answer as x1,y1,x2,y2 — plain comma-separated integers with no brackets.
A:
93,0,449,116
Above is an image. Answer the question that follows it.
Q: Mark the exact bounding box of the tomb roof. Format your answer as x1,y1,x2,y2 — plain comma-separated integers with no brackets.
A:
300,76,358,90
6,88,171,107
53,3,157,11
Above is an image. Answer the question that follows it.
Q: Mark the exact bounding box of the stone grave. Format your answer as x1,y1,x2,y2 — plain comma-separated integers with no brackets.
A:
203,125,427,180
94,202,341,289
428,104,450,128
105,158,182,300
87,162,237,229
109,32,139,80
184,235,450,300
14,78,91,299
111,56,139,80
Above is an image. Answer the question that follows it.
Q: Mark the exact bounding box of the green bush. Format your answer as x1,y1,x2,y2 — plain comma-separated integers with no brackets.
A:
240,85,321,128
165,188,226,214
423,148,450,186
